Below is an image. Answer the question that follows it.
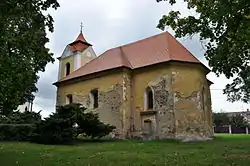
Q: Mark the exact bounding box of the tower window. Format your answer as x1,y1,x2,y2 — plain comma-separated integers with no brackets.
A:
145,87,154,110
90,89,98,108
65,63,70,76
66,94,73,104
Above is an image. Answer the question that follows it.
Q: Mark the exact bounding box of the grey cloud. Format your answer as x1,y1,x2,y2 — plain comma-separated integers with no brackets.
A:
36,63,57,100
33,62,58,114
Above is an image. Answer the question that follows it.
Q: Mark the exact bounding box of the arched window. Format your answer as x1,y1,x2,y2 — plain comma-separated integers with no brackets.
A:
90,89,98,108
66,94,73,104
65,63,70,76
145,87,153,110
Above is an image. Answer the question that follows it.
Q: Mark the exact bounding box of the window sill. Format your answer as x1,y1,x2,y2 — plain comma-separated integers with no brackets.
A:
140,110,157,116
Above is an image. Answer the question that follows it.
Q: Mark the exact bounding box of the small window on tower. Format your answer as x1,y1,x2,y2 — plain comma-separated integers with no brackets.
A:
65,63,70,76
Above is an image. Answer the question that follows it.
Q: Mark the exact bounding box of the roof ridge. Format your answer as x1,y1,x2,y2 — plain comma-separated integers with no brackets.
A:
119,47,133,68
165,32,173,60
81,32,166,63
119,32,165,48
167,32,201,63
103,32,165,52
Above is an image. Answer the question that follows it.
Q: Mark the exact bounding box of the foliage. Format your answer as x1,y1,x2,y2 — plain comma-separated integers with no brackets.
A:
0,124,35,141
213,113,230,127
231,115,249,128
30,105,77,144
156,0,250,103
0,110,41,141
213,112,249,128
31,104,115,144
76,109,116,139
0,0,60,115
0,110,42,124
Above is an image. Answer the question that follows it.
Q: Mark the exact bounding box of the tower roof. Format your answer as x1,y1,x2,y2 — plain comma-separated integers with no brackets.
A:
55,31,210,85
75,33,88,43
57,32,92,59
69,32,92,47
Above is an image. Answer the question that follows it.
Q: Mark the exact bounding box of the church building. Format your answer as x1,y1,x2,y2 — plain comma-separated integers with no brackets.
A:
53,30,213,141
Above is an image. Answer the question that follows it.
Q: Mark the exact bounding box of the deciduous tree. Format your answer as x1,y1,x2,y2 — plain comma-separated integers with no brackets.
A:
157,0,250,103
213,113,230,127
230,115,248,128
0,0,60,115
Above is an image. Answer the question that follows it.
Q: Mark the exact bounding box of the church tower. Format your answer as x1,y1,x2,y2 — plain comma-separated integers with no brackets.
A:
57,28,97,80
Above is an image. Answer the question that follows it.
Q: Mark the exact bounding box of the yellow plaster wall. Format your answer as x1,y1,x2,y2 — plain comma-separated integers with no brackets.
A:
122,69,133,136
171,63,213,138
171,63,206,96
132,64,172,131
131,62,212,139
59,56,74,79
57,72,122,105
57,70,128,138
81,51,95,66
133,65,171,109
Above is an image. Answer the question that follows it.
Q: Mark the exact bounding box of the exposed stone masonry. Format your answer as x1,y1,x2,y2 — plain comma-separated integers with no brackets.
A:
138,74,212,141
61,72,212,142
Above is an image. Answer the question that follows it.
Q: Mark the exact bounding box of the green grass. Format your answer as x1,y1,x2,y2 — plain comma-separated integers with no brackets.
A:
1,134,250,166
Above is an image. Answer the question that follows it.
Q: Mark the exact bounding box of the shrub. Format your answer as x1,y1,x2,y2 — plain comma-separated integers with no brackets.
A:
30,105,77,144
0,124,35,141
0,110,42,124
0,110,41,141
76,111,116,139
30,103,116,144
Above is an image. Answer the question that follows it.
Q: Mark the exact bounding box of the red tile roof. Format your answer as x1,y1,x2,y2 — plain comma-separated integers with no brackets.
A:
65,33,92,54
69,42,89,53
55,31,209,84
74,33,90,44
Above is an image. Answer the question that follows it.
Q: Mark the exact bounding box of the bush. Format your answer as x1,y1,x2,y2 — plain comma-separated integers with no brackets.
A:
0,124,35,141
0,110,42,124
30,105,77,144
30,103,116,144
76,111,116,139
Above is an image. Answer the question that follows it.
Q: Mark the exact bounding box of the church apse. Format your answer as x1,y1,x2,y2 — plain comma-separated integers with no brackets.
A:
131,62,213,141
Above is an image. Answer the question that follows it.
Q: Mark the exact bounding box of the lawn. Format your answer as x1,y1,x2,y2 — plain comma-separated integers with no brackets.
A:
1,134,250,166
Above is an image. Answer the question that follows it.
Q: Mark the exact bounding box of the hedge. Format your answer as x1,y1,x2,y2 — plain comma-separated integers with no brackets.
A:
0,124,35,141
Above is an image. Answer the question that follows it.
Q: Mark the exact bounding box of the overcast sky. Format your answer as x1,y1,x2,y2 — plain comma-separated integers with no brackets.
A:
32,0,250,117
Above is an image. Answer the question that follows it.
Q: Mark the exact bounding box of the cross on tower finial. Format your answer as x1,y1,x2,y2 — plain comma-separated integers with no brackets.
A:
80,22,83,33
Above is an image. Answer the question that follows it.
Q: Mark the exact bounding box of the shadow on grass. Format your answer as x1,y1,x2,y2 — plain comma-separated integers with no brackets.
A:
73,138,119,145
2,136,223,146
73,137,184,145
